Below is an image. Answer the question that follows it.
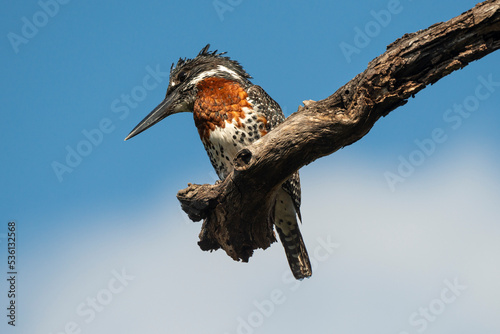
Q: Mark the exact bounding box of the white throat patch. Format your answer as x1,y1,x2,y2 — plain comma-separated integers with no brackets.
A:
191,65,241,85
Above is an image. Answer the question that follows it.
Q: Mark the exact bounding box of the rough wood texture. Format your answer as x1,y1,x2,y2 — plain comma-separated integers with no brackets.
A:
177,0,500,262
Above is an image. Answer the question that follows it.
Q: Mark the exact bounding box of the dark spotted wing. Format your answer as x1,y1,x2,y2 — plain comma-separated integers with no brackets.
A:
247,85,302,219
247,85,285,129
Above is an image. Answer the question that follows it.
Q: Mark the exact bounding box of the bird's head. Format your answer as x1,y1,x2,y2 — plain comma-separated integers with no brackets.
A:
125,44,252,140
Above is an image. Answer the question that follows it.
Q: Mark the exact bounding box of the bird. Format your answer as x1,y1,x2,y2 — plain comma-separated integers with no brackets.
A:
125,44,312,279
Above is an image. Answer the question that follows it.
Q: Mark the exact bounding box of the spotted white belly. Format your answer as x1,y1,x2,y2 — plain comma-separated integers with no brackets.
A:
204,110,266,179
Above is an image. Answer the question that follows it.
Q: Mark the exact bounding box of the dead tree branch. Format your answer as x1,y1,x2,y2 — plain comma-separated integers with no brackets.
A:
177,0,500,262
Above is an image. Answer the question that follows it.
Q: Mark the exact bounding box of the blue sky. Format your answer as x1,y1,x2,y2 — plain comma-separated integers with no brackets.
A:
1,0,499,333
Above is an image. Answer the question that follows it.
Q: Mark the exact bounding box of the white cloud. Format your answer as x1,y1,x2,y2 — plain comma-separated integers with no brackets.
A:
25,146,500,334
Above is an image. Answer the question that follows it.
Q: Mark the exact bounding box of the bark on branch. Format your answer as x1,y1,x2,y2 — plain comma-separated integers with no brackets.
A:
177,0,500,262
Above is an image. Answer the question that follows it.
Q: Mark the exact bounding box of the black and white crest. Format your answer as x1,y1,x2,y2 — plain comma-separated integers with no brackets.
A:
166,44,253,95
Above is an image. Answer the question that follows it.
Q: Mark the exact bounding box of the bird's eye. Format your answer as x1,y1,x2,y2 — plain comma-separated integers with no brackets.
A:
178,71,188,82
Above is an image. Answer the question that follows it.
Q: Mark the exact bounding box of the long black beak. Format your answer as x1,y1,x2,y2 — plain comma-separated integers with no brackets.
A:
124,93,177,141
